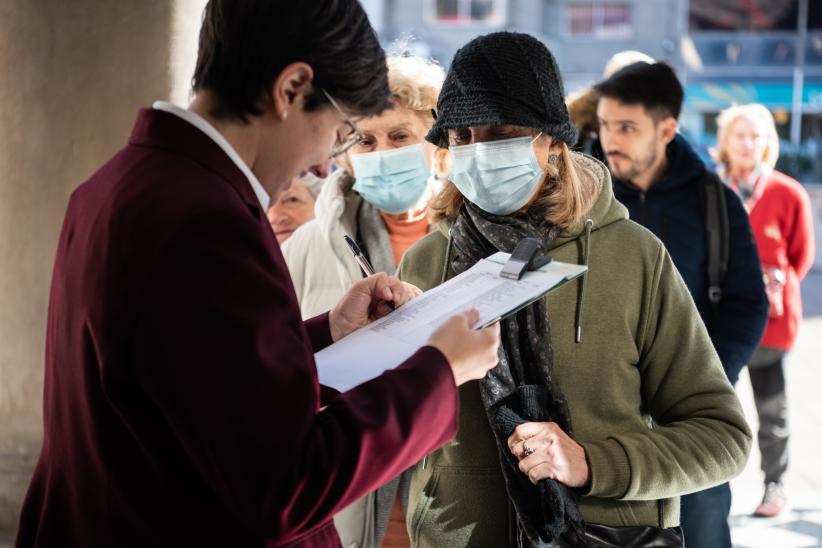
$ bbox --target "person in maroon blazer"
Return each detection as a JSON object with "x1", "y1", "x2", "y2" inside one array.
[{"x1": 15, "y1": 2, "x2": 500, "y2": 547}]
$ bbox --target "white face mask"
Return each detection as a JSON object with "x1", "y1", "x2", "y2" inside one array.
[
  {"x1": 448, "y1": 136, "x2": 545, "y2": 215},
  {"x1": 350, "y1": 144, "x2": 430, "y2": 214}
]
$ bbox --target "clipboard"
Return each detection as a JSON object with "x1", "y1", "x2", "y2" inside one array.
[
  {"x1": 313, "y1": 251, "x2": 587, "y2": 392},
  {"x1": 476, "y1": 252, "x2": 587, "y2": 328}
]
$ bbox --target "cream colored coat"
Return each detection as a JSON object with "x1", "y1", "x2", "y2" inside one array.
[
  {"x1": 285, "y1": 170, "x2": 419, "y2": 548},
  {"x1": 283, "y1": 170, "x2": 366, "y2": 320},
  {"x1": 284, "y1": 170, "x2": 436, "y2": 547},
  {"x1": 282, "y1": 170, "x2": 377, "y2": 547}
]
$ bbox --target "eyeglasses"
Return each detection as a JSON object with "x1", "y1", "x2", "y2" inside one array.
[{"x1": 320, "y1": 88, "x2": 364, "y2": 158}]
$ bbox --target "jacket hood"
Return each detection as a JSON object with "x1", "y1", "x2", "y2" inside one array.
[
  {"x1": 655, "y1": 134, "x2": 706, "y2": 191},
  {"x1": 311, "y1": 169, "x2": 363, "y2": 270},
  {"x1": 314, "y1": 169, "x2": 360, "y2": 245},
  {"x1": 550, "y1": 152, "x2": 627, "y2": 250}
]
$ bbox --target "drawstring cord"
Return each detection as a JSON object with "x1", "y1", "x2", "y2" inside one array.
[{"x1": 575, "y1": 219, "x2": 593, "y2": 343}]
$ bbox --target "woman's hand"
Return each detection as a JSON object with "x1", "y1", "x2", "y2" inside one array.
[
  {"x1": 329, "y1": 273, "x2": 422, "y2": 341},
  {"x1": 427, "y1": 310, "x2": 501, "y2": 386},
  {"x1": 507, "y1": 421, "x2": 590, "y2": 488}
]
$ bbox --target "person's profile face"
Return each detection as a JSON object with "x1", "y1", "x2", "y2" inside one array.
[
  {"x1": 255, "y1": 87, "x2": 358, "y2": 200},
  {"x1": 726, "y1": 116, "x2": 766, "y2": 173},
  {"x1": 266, "y1": 179, "x2": 316, "y2": 243},
  {"x1": 596, "y1": 97, "x2": 666, "y2": 182}
]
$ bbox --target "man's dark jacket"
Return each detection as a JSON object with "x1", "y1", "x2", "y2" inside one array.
[
  {"x1": 15, "y1": 108, "x2": 459, "y2": 548},
  {"x1": 610, "y1": 134, "x2": 768, "y2": 385}
]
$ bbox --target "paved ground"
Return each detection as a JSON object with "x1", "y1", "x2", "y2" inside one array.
[
  {"x1": 730, "y1": 314, "x2": 822, "y2": 548},
  {"x1": 729, "y1": 185, "x2": 822, "y2": 548}
]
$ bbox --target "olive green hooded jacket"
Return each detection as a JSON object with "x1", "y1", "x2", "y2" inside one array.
[{"x1": 396, "y1": 153, "x2": 751, "y2": 547}]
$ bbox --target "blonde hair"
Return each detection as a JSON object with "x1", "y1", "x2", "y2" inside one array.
[
  {"x1": 386, "y1": 55, "x2": 445, "y2": 118},
  {"x1": 715, "y1": 104, "x2": 780, "y2": 168},
  {"x1": 294, "y1": 172, "x2": 324, "y2": 199},
  {"x1": 429, "y1": 140, "x2": 599, "y2": 231},
  {"x1": 565, "y1": 87, "x2": 599, "y2": 137}
]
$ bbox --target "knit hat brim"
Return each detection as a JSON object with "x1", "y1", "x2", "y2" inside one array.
[{"x1": 426, "y1": 92, "x2": 578, "y2": 147}]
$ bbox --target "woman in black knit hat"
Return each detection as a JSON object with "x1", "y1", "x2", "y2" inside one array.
[{"x1": 395, "y1": 32, "x2": 751, "y2": 547}]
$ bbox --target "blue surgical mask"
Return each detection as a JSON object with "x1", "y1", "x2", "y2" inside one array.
[
  {"x1": 350, "y1": 144, "x2": 430, "y2": 215},
  {"x1": 449, "y1": 136, "x2": 545, "y2": 215}
]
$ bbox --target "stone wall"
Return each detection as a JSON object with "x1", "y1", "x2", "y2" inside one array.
[{"x1": 0, "y1": 1, "x2": 175, "y2": 540}]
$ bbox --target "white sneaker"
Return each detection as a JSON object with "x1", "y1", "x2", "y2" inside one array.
[{"x1": 753, "y1": 482, "x2": 787, "y2": 518}]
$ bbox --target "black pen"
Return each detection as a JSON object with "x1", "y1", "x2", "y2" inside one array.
[{"x1": 343, "y1": 235, "x2": 396, "y2": 310}]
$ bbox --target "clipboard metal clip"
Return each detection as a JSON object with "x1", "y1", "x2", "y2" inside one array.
[{"x1": 499, "y1": 237, "x2": 552, "y2": 281}]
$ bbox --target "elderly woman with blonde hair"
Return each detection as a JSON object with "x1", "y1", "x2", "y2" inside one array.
[
  {"x1": 282, "y1": 53, "x2": 448, "y2": 548},
  {"x1": 715, "y1": 103, "x2": 816, "y2": 518}
]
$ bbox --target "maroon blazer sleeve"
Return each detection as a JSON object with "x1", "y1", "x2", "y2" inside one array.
[
  {"x1": 133, "y1": 208, "x2": 458, "y2": 541},
  {"x1": 303, "y1": 312, "x2": 333, "y2": 353}
]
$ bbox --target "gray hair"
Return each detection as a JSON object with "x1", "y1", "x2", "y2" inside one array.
[
  {"x1": 294, "y1": 173, "x2": 325, "y2": 199},
  {"x1": 603, "y1": 50, "x2": 655, "y2": 78}
]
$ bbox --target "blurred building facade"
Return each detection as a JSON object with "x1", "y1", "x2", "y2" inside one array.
[
  {"x1": 363, "y1": 0, "x2": 822, "y2": 181},
  {"x1": 682, "y1": 0, "x2": 821, "y2": 181}
]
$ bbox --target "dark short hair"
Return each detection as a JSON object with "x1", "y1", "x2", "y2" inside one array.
[
  {"x1": 593, "y1": 62, "x2": 684, "y2": 121},
  {"x1": 192, "y1": 0, "x2": 391, "y2": 122}
]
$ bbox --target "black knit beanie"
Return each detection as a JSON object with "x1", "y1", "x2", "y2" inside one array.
[{"x1": 427, "y1": 32, "x2": 578, "y2": 147}]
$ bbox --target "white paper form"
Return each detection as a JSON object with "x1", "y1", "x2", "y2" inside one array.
[{"x1": 314, "y1": 252, "x2": 587, "y2": 392}]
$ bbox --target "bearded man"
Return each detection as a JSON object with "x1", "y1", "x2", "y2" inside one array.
[{"x1": 595, "y1": 62, "x2": 768, "y2": 548}]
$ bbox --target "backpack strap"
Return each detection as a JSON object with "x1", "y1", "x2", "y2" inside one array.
[{"x1": 697, "y1": 172, "x2": 730, "y2": 321}]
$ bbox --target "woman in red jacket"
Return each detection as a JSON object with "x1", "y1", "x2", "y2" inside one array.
[{"x1": 715, "y1": 103, "x2": 816, "y2": 517}]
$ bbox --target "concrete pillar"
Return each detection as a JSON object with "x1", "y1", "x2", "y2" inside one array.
[
  {"x1": 0, "y1": 1, "x2": 175, "y2": 540},
  {"x1": 170, "y1": 0, "x2": 210, "y2": 106}
]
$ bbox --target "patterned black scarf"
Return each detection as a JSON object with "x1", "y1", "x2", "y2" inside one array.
[{"x1": 450, "y1": 201, "x2": 587, "y2": 547}]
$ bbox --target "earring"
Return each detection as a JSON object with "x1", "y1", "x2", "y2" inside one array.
[{"x1": 548, "y1": 153, "x2": 558, "y2": 166}]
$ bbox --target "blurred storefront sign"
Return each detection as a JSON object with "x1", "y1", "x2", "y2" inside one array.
[{"x1": 685, "y1": 81, "x2": 822, "y2": 109}]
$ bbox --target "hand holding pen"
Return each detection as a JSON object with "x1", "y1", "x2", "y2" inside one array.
[
  {"x1": 344, "y1": 235, "x2": 397, "y2": 310},
  {"x1": 327, "y1": 235, "x2": 423, "y2": 341},
  {"x1": 328, "y1": 270, "x2": 421, "y2": 341}
]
